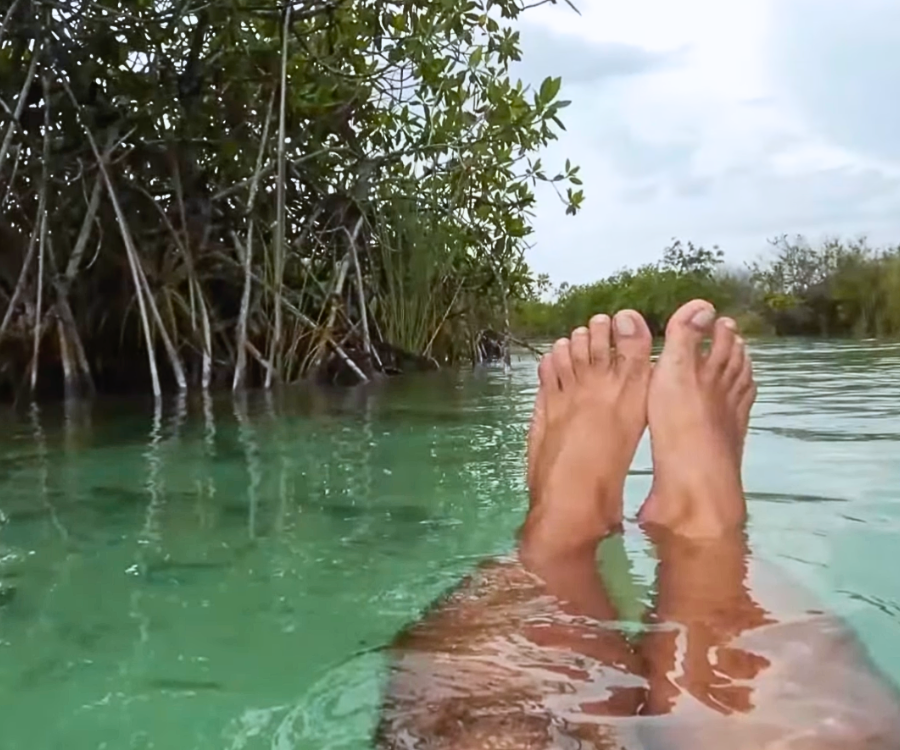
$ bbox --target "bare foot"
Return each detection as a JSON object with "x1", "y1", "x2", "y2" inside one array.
[
  {"x1": 633, "y1": 303, "x2": 900, "y2": 747},
  {"x1": 637, "y1": 300, "x2": 756, "y2": 538},
  {"x1": 522, "y1": 311, "x2": 652, "y2": 563},
  {"x1": 376, "y1": 313, "x2": 654, "y2": 749}
]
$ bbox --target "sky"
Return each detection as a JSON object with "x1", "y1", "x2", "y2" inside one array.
[{"x1": 511, "y1": 0, "x2": 900, "y2": 285}]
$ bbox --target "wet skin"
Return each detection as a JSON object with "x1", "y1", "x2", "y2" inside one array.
[{"x1": 376, "y1": 301, "x2": 900, "y2": 750}]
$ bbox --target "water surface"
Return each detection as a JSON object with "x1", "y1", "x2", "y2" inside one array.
[{"x1": 1, "y1": 340, "x2": 899, "y2": 749}]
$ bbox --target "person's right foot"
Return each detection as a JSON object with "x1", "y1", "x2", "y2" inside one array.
[{"x1": 637, "y1": 300, "x2": 757, "y2": 539}]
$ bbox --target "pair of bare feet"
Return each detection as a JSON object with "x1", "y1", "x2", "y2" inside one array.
[
  {"x1": 376, "y1": 299, "x2": 900, "y2": 749},
  {"x1": 522, "y1": 298, "x2": 755, "y2": 563}
]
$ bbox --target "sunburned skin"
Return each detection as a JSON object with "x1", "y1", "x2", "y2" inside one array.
[{"x1": 375, "y1": 300, "x2": 900, "y2": 750}]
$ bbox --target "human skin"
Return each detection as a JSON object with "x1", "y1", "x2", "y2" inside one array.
[{"x1": 375, "y1": 302, "x2": 900, "y2": 750}]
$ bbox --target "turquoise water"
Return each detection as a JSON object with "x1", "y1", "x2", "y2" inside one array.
[{"x1": 1, "y1": 340, "x2": 899, "y2": 749}]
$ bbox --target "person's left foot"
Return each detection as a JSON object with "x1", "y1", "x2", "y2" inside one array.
[
  {"x1": 522, "y1": 311, "x2": 652, "y2": 564},
  {"x1": 376, "y1": 313, "x2": 653, "y2": 749}
]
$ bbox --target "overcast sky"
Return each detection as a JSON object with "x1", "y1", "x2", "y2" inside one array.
[{"x1": 512, "y1": 0, "x2": 900, "y2": 284}]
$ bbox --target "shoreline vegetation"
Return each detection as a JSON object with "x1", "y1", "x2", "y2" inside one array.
[
  {"x1": 512, "y1": 236, "x2": 900, "y2": 342},
  {"x1": 0, "y1": 0, "x2": 583, "y2": 401},
  {"x1": 3, "y1": 4, "x2": 896, "y2": 406}
]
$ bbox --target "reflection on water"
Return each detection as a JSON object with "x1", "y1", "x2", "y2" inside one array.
[{"x1": 0, "y1": 340, "x2": 899, "y2": 748}]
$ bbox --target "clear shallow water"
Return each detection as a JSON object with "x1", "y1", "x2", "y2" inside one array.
[{"x1": 1, "y1": 340, "x2": 899, "y2": 749}]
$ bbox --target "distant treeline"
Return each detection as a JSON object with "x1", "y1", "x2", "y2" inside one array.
[{"x1": 513, "y1": 236, "x2": 900, "y2": 339}]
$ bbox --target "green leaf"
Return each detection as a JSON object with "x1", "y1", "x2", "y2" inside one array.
[
  {"x1": 538, "y1": 76, "x2": 553, "y2": 104},
  {"x1": 539, "y1": 76, "x2": 562, "y2": 104}
]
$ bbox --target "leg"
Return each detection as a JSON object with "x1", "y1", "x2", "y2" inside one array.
[
  {"x1": 376, "y1": 313, "x2": 654, "y2": 749},
  {"x1": 637, "y1": 301, "x2": 900, "y2": 749},
  {"x1": 640, "y1": 302, "x2": 764, "y2": 719}
]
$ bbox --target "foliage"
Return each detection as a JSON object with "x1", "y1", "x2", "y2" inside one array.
[
  {"x1": 513, "y1": 235, "x2": 900, "y2": 340},
  {"x1": 513, "y1": 240, "x2": 733, "y2": 337},
  {"x1": 0, "y1": 0, "x2": 582, "y2": 398},
  {"x1": 749, "y1": 235, "x2": 900, "y2": 337}
]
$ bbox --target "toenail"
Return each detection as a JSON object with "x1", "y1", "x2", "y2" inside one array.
[
  {"x1": 590, "y1": 314, "x2": 610, "y2": 326},
  {"x1": 573, "y1": 326, "x2": 589, "y2": 336},
  {"x1": 614, "y1": 312, "x2": 636, "y2": 336},
  {"x1": 723, "y1": 318, "x2": 737, "y2": 331},
  {"x1": 736, "y1": 336, "x2": 745, "y2": 346},
  {"x1": 690, "y1": 308, "x2": 715, "y2": 330}
]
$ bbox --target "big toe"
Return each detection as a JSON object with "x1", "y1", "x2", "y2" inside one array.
[
  {"x1": 661, "y1": 299, "x2": 716, "y2": 365},
  {"x1": 613, "y1": 310, "x2": 652, "y2": 376}
]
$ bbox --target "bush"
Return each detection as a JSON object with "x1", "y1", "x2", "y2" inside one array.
[
  {"x1": 513, "y1": 235, "x2": 900, "y2": 341},
  {"x1": 0, "y1": 0, "x2": 583, "y2": 398}
]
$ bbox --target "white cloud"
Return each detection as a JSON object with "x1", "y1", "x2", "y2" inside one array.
[
  {"x1": 766, "y1": 0, "x2": 900, "y2": 163},
  {"x1": 516, "y1": 0, "x2": 900, "y2": 284}
]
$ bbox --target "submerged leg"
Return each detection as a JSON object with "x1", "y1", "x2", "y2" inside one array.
[
  {"x1": 637, "y1": 300, "x2": 900, "y2": 749},
  {"x1": 639, "y1": 302, "x2": 761, "y2": 719},
  {"x1": 376, "y1": 313, "x2": 654, "y2": 749}
]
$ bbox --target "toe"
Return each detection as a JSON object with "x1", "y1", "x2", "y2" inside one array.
[
  {"x1": 551, "y1": 337, "x2": 576, "y2": 388},
  {"x1": 538, "y1": 353, "x2": 560, "y2": 391},
  {"x1": 739, "y1": 382, "x2": 758, "y2": 417},
  {"x1": 589, "y1": 314, "x2": 612, "y2": 366},
  {"x1": 570, "y1": 326, "x2": 591, "y2": 380},
  {"x1": 737, "y1": 380, "x2": 758, "y2": 435},
  {"x1": 707, "y1": 317, "x2": 737, "y2": 375},
  {"x1": 613, "y1": 309, "x2": 652, "y2": 375},
  {"x1": 722, "y1": 337, "x2": 746, "y2": 387},
  {"x1": 731, "y1": 346, "x2": 755, "y2": 401},
  {"x1": 662, "y1": 299, "x2": 716, "y2": 364}
]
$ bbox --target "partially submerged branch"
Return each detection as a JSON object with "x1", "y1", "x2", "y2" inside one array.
[
  {"x1": 267, "y1": 3, "x2": 293, "y2": 388},
  {"x1": 234, "y1": 88, "x2": 276, "y2": 392},
  {"x1": 59, "y1": 77, "x2": 164, "y2": 398},
  {"x1": 30, "y1": 70, "x2": 51, "y2": 392}
]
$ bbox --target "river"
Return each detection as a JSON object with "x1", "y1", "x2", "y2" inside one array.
[{"x1": 0, "y1": 339, "x2": 899, "y2": 749}]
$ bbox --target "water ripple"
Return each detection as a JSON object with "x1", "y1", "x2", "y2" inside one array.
[{"x1": 0, "y1": 341, "x2": 899, "y2": 747}]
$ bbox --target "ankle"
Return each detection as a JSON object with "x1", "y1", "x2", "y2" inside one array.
[
  {"x1": 642, "y1": 477, "x2": 745, "y2": 540},
  {"x1": 517, "y1": 535, "x2": 598, "y2": 575},
  {"x1": 662, "y1": 510, "x2": 746, "y2": 540},
  {"x1": 518, "y1": 506, "x2": 615, "y2": 565}
]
